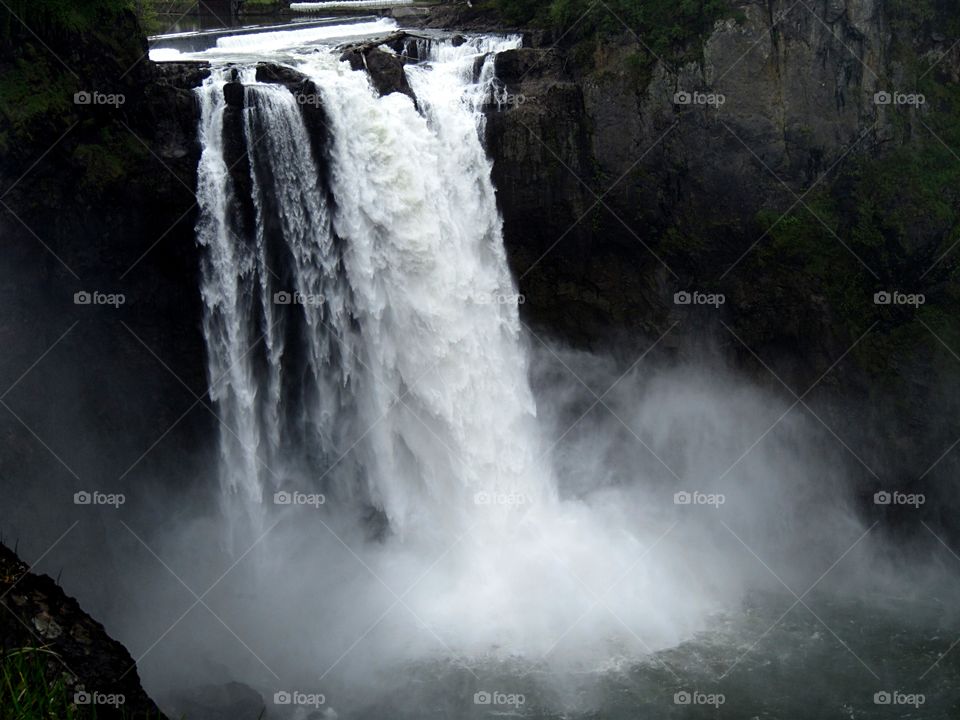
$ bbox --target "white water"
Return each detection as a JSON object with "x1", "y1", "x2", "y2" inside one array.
[
  {"x1": 195, "y1": 35, "x2": 551, "y2": 530},
  {"x1": 290, "y1": 36, "x2": 552, "y2": 537},
  {"x1": 190, "y1": 32, "x2": 745, "y2": 681},
  {"x1": 149, "y1": 18, "x2": 398, "y2": 62},
  {"x1": 291, "y1": 0, "x2": 412, "y2": 11},
  {"x1": 196, "y1": 67, "x2": 265, "y2": 515}
]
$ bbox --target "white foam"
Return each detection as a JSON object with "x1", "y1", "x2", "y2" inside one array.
[
  {"x1": 214, "y1": 18, "x2": 397, "y2": 51},
  {"x1": 148, "y1": 18, "x2": 398, "y2": 61},
  {"x1": 291, "y1": 0, "x2": 412, "y2": 10}
]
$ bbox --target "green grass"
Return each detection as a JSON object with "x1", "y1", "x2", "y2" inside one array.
[
  {"x1": 1, "y1": 647, "x2": 86, "y2": 720},
  {"x1": 1, "y1": 647, "x2": 269, "y2": 720}
]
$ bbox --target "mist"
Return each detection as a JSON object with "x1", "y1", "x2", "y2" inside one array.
[{"x1": 88, "y1": 339, "x2": 931, "y2": 713}]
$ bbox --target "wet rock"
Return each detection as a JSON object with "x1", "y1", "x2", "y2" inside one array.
[
  {"x1": 340, "y1": 47, "x2": 416, "y2": 101},
  {"x1": 256, "y1": 62, "x2": 310, "y2": 89},
  {"x1": 223, "y1": 80, "x2": 245, "y2": 108},
  {"x1": 33, "y1": 611, "x2": 62, "y2": 639},
  {"x1": 494, "y1": 47, "x2": 563, "y2": 84}
]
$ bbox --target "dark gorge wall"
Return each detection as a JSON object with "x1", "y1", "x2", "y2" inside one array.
[
  {"x1": 483, "y1": 0, "x2": 960, "y2": 540},
  {"x1": 0, "y1": 4, "x2": 214, "y2": 624}
]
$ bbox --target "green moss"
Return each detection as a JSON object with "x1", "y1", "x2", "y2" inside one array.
[
  {"x1": 549, "y1": 0, "x2": 729, "y2": 64},
  {"x1": 0, "y1": 55, "x2": 74, "y2": 153},
  {"x1": 1, "y1": 0, "x2": 134, "y2": 40},
  {"x1": 73, "y1": 126, "x2": 147, "y2": 196},
  {"x1": 750, "y1": 125, "x2": 960, "y2": 378},
  {"x1": 491, "y1": 0, "x2": 730, "y2": 64}
]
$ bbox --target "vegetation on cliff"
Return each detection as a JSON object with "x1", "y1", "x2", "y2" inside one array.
[
  {"x1": 494, "y1": 0, "x2": 728, "y2": 62},
  {"x1": 0, "y1": 0, "x2": 146, "y2": 181}
]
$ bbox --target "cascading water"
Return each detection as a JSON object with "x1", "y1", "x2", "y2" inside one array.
[
  {"x1": 196, "y1": 35, "x2": 554, "y2": 539},
  {"x1": 196, "y1": 67, "x2": 268, "y2": 514},
  {"x1": 67, "y1": 21, "x2": 951, "y2": 720},
  {"x1": 294, "y1": 37, "x2": 555, "y2": 537},
  {"x1": 190, "y1": 29, "x2": 724, "y2": 681}
]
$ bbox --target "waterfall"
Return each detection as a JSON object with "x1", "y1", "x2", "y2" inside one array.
[
  {"x1": 194, "y1": 35, "x2": 548, "y2": 541},
  {"x1": 183, "y1": 31, "x2": 731, "y2": 671},
  {"x1": 196, "y1": 67, "x2": 268, "y2": 516}
]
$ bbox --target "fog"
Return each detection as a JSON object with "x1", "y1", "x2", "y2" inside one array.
[{"x1": 97, "y1": 342, "x2": 884, "y2": 707}]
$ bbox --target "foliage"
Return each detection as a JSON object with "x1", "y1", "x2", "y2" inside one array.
[
  {"x1": 886, "y1": 0, "x2": 960, "y2": 38},
  {"x1": 1, "y1": 0, "x2": 135, "y2": 40},
  {"x1": 73, "y1": 126, "x2": 148, "y2": 195},
  {"x1": 0, "y1": 54, "x2": 74, "y2": 153},
  {"x1": 751, "y1": 97, "x2": 960, "y2": 376},
  {"x1": 494, "y1": 0, "x2": 730, "y2": 62},
  {"x1": 1, "y1": 647, "x2": 83, "y2": 720}
]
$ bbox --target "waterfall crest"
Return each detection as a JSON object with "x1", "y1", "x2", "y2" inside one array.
[{"x1": 195, "y1": 35, "x2": 548, "y2": 539}]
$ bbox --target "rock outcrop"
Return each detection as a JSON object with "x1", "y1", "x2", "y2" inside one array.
[
  {"x1": 0, "y1": 542, "x2": 166, "y2": 718},
  {"x1": 340, "y1": 35, "x2": 417, "y2": 100},
  {"x1": 0, "y1": 6, "x2": 215, "y2": 520},
  {"x1": 481, "y1": 0, "x2": 960, "y2": 536}
]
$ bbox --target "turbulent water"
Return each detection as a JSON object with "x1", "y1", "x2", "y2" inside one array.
[
  {"x1": 166, "y1": 22, "x2": 960, "y2": 720},
  {"x1": 195, "y1": 35, "x2": 554, "y2": 540}
]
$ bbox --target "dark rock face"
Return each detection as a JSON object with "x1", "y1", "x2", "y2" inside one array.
[
  {"x1": 0, "y1": 68, "x2": 211, "y2": 486},
  {"x1": 222, "y1": 80, "x2": 245, "y2": 108},
  {"x1": 0, "y1": 543, "x2": 167, "y2": 719},
  {"x1": 0, "y1": 6, "x2": 217, "y2": 638},
  {"x1": 482, "y1": 1, "x2": 960, "y2": 538},
  {"x1": 340, "y1": 44, "x2": 416, "y2": 101}
]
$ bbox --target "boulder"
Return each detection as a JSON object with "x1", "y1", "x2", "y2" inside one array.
[{"x1": 340, "y1": 47, "x2": 416, "y2": 101}]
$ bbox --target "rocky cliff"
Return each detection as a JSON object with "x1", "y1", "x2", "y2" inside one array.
[
  {"x1": 0, "y1": 541, "x2": 166, "y2": 718},
  {"x1": 0, "y1": 5, "x2": 214, "y2": 559},
  {"x1": 479, "y1": 0, "x2": 960, "y2": 535}
]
